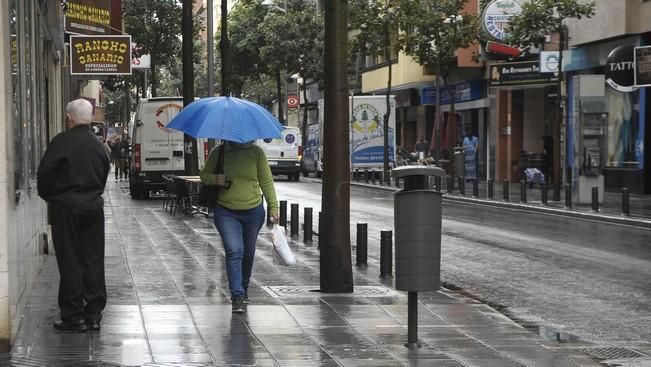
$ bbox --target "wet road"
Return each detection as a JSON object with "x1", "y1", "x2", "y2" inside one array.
[{"x1": 274, "y1": 178, "x2": 651, "y2": 345}]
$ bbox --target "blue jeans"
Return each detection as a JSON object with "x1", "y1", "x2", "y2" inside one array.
[{"x1": 213, "y1": 204, "x2": 265, "y2": 298}]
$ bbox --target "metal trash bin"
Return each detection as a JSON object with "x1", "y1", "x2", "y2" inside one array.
[
  {"x1": 453, "y1": 147, "x2": 465, "y2": 178},
  {"x1": 391, "y1": 165, "x2": 445, "y2": 347},
  {"x1": 391, "y1": 166, "x2": 445, "y2": 291}
]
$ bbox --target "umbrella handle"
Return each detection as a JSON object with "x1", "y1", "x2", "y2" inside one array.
[{"x1": 223, "y1": 180, "x2": 232, "y2": 189}]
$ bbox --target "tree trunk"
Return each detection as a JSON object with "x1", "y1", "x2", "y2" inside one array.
[
  {"x1": 553, "y1": 25, "x2": 565, "y2": 201},
  {"x1": 220, "y1": 0, "x2": 231, "y2": 96},
  {"x1": 302, "y1": 78, "x2": 309, "y2": 150},
  {"x1": 383, "y1": 19, "x2": 392, "y2": 184},
  {"x1": 150, "y1": 62, "x2": 157, "y2": 97},
  {"x1": 182, "y1": 0, "x2": 198, "y2": 175},
  {"x1": 321, "y1": 0, "x2": 352, "y2": 293},
  {"x1": 276, "y1": 69, "x2": 284, "y2": 124}
]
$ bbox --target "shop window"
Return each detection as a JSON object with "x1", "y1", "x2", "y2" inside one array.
[{"x1": 605, "y1": 88, "x2": 641, "y2": 168}]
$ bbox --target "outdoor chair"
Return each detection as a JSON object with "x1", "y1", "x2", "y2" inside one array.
[{"x1": 163, "y1": 175, "x2": 177, "y2": 214}]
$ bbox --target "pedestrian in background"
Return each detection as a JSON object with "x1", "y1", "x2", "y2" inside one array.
[
  {"x1": 118, "y1": 137, "x2": 130, "y2": 180},
  {"x1": 110, "y1": 138, "x2": 121, "y2": 180},
  {"x1": 200, "y1": 141, "x2": 279, "y2": 313},
  {"x1": 37, "y1": 98, "x2": 110, "y2": 332},
  {"x1": 415, "y1": 137, "x2": 429, "y2": 160}
]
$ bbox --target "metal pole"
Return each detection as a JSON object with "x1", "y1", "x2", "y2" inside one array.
[
  {"x1": 488, "y1": 179, "x2": 494, "y2": 200},
  {"x1": 565, "y1": 183, "x2": 572, "y2": 209},
  {"x1": 406, "y1": 292, "x2": 418, "y2": 348},
  {"x1": 591, "y1": 186, "x2": 599, "y2": 212},
  {"x1": 503, "y1": 179, "x2": 509, "y2": 202},
  {"x1": 622, "y1": 187, "x2": 630, "y2": 216},
  {"x1": 279, "y1": 200, "x2": 287, "y2": 228},
  {"x1": 458, "y1": 177, "x2": 465, "y2": 196},
  {"x1": 520, "y1": 180, "x2": 527, "y2": 203},
  {"x1": 447, "y1": 175, "x2": 454, "y2": 193},
  {"x1": 291, "y1": 203, "x2": 299, "y2": 235},
  {"x1": 472, "y1": 179, "x2": 479, "y2": 198},
  {"x1": 541, "y1": 182, "x2": 548, "y2": 205},
  {"x1": 356, "y1": 223, "x2": 368, "y2": 266},
  {"x1": 304, "y1": 207, "x2": 313, "y2": 242},
  {"x1": 380, "y1": 230, "x2": 392, "y2": 278}
]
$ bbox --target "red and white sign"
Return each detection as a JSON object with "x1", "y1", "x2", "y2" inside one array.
[
  {"x1": 287, "y1": 95, "x2": 299, "y2": 109},
  {"x1": 131, "y1": 43, "x2": 150, "y2": 69}
]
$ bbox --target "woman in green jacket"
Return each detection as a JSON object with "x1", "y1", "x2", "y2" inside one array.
[{"x1": 200, "y1": 141, "x2": 279, "y2": 313}]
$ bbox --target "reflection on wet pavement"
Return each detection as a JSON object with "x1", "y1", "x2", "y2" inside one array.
[{"x1": 5, "y1": 181, "x2": 605, "y2": 366}]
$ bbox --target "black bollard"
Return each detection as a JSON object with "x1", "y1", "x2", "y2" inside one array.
[
  {"x1": 371, "y1": 171, "x2": 377, "y2": 185},
  {"x1": 364, "y1": 169, "x2": 369, "y2": 183},
  {"x1": 380, "y1": 230, "x2": 393, "y2": 278},
  {"x1": 541, "y1": 182, "x2": 548, "y2": 205},
  {"x1": 447, "y1": 175, "x2": 454, "y2": 194},
  {"x1": 591, "y1": 186, "x2": 599, "y2": 212},
  {"x1": 435, "y1": 176, "x2": 442, "y2": 192},
  {"x1": 304, "y1": 207, "x2": 313, "y2": 242},
  {"x1": 488, "y1": 179, "x2": 494, "y2": 200},
  {"x1": 503, "y1": 180, "x2": 510, "y2": 202},
  {"x1": 458, "y1": 177, "x2": 465, "y2": 196},
  {"x1": 290, "y1": 203, "x2": 299, "y2": 236},
  {"x1": 356, "y1": 223, "x2": 368, "y2": 266},
  {"x1": 355, "y1": 169, "x2": 359, "y2": 182},
  {"x1": 384, "y1": 172, "x2": 391, "y2": 186},
  {"x1": 279, "y1": 200, "x2": 287, "y2": 228},
  {"x1": 520, "y1": 180, "x2": 527, "y2": 203},
  {"x1": 472, "y1": 179, "x2": 479, "y2": 198},
  {"x1": 565, "y1": 183, "x2": 572, "y2": 209},
  {"x1": 622, "y1": 187, "x2": 630, "y2": 216}
]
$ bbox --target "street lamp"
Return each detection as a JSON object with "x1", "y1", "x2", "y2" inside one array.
[{"x1": 262, "y1": 0, "x2": 286, "y2": 12}]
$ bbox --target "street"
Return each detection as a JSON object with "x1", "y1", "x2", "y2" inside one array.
[{"x1": 275, "y1": 178, "x2": 651, "y2": 346}]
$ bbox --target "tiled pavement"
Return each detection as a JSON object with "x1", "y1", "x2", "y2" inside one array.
[{"x1": 6, "y1": 180, "x2": 604, "y2": 366}]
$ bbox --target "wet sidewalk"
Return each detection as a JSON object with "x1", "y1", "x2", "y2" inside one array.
[{"x1": 6, "y1": 180, "x2": 602, "y2": 366}]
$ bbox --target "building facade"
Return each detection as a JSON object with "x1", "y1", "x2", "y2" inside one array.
[
  {"x1": 1, "y1": 0, "x2": 66, "y2": 349},
  {"x1": 563, "y1": 0, "x2": 651, "y2": 194}
]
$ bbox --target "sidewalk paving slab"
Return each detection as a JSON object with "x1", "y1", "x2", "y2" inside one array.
[{"x1": 2, "y1": 181, "x2": 609, "y2": 366}]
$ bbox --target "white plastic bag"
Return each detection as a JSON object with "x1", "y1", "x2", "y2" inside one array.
[{"x1": 271, "y1": 224, "x2": 296, "y2": 266}]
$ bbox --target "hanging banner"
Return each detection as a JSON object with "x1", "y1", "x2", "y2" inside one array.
[
  {"x1": 70, "y1": 35, "x2": 132, "y2": 75},
  {"x1": 64, "y1": 0, "x2": 112, "y2": 35},
  {"x1": 605, "y1": 45, "x2": 637, "y2": 92}
]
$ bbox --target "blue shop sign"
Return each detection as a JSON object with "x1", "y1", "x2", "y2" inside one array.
[{"x1": 421, "y1": 81, "x2": 483, "y2": 105}]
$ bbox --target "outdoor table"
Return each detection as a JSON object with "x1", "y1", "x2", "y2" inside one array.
[{"x1": 171, "y1": 175, "x2": 210, "y2": 217}]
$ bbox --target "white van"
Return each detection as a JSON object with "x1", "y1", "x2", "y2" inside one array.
[
  {"x1": 129, "y1": 97, "x2": 208, "y2": 199},
  {"x1": 256, "y1": 126, "x2": 302, "y2": 181}
]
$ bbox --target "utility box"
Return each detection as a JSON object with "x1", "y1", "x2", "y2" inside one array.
[
  {"x1": 453, "y1": 147, "x2": 465, "y2": 178},
  {"x1": 391, "y1": 166, "x2": 445, "y2": 292}
]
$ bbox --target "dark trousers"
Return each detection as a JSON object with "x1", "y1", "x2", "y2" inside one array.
[{"x1": 51, "y1": 207, "x2": 106, "y2": 323}]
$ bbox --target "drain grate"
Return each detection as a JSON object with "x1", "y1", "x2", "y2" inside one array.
[
  {"x1": 264, "y1": 285, "x2": 400, "y2": 298},
  {"x1": 578, "y1": 347, "x2": 647, "y2": 361}
]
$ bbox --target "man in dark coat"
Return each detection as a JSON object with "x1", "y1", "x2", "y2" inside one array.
[{"x1": 37, "y1": 98, "x2": 110, "y2": 332}]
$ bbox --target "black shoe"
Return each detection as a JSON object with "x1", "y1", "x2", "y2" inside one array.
[
  {"x1": 232, "y1": 297, "x2": 246, "y2": 313},
  {"x1": 242, "y1": 296, "x2": 250, "y2": 305},
  {"x1": 53, "y1": 319, "x2": 87, "y2": 333}
]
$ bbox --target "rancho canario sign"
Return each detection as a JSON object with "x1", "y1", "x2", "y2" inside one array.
[{"x1": 70, "y1": 35, "x2": 132, "y2": 75}]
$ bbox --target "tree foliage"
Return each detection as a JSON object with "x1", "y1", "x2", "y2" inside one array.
[
  {"x1": 122, "y1": 0, "x2": 185, "y2": 96},
  {"x1": 506, "y1": 0, "x2": 596, "y2": 51},
  {"x1": 398, "y1": 0, "x2": 479, "y2": 81}
]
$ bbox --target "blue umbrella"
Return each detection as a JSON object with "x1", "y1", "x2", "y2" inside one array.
[{"x1": 166, "y1": 96, "x2": 284, "y2": 143}]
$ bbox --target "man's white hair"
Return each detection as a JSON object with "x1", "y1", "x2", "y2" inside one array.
[{"x1": 66, "y1": 99, "x2": 93, "y2": 125}]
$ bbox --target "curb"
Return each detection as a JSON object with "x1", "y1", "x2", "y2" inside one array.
[{"x1": 346, "y1": 180, "x2": 651, "y2": 230}]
